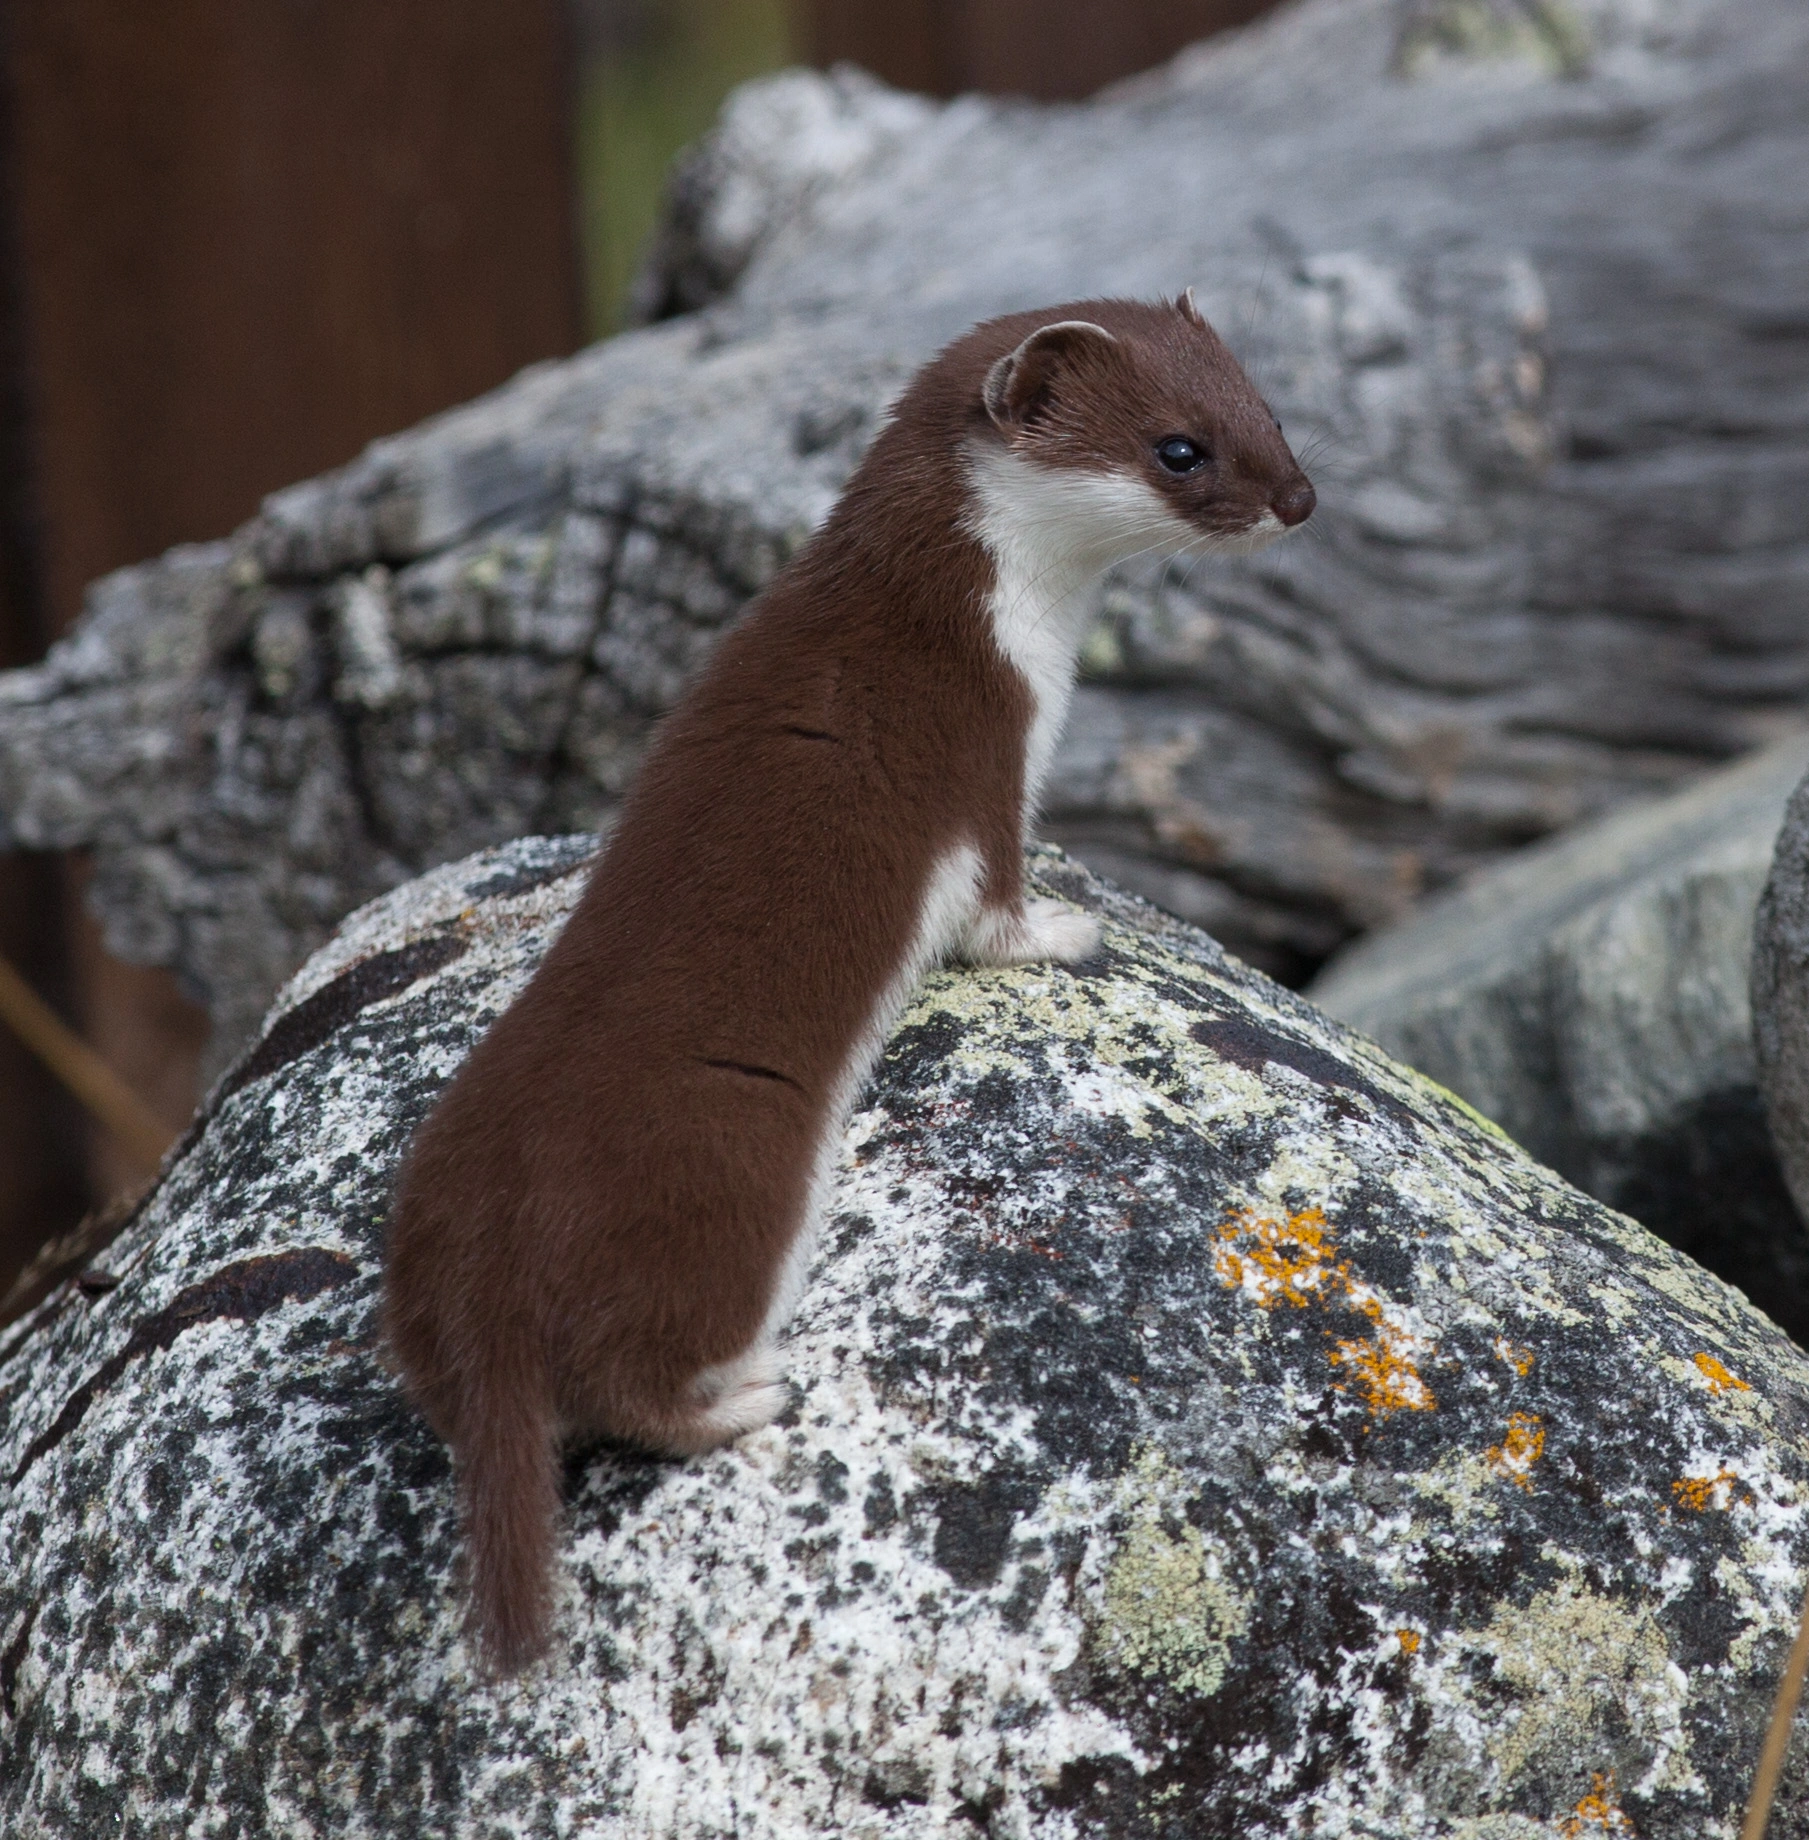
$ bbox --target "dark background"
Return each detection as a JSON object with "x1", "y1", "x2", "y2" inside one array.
[{"x1": 0, "y1": 0, "x2": 1279, "y2": 1291}]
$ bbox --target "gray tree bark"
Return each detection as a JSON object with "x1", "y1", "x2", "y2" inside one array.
[
  {"x1": 1754, "y1": 765, "x2": 1809, "y2": 1240},
  {"x1": 1, "y1": 0, "x2": 1805, "y2": 1065}
]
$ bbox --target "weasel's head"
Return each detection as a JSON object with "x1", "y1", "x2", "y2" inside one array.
[{"x1": 969, "y1": 293, "x2": 1315, "y2": 569}]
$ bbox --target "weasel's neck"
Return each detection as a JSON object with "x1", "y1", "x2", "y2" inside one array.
[
  {"x1": 964, "y1": 444, "x2": 1151, "y2": 658},
  {"x1": 963, "y1": 443, "x2": 1170, "y2": 818}
]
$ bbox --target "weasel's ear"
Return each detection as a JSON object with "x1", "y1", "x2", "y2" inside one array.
[
  {"x1": 1177, "y1": 287, "x2": 1205, "y2": 327},
  {"x1": 982, "y1": 319, "x2": 1117, "y2": 434}
]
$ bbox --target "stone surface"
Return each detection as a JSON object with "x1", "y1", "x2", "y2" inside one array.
[
  {"x1": 2, "y1": 0, "x2": 1808, "y2": 1069},
  {"x1": 1754, "y1": 766, "x2": 1809, "y2": 1270},
  {"x1": 1312, "y1": 736, "x2": 1809, "y2": 1343},
  {"x1": 2, "y1": 839, "x2": 1808, "y2": 1836}
]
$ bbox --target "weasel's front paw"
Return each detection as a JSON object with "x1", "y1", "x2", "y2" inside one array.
[
  {"x1": 961, "y1": 898, "x2": 1102, "y2": 967},
  {"x1": 1021, "y1": 898, "x2": 1103, "y2": 963}
]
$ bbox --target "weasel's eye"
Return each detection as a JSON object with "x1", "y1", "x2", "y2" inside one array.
[{"x1": 1156, "y1": 436, "x2": 1208, "y2": 474}]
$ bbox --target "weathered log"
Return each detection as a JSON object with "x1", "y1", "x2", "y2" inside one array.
[
  {"x1": 1753, "y1": 765, "x2": 1809, "y2": 1248},
  {"x1": 1, "y1": 0, "x2": 1806, "y2": 1067}
]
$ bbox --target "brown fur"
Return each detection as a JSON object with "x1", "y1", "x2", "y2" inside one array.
[{"x1": 383, "y1": 296, "x2": 1313, "y2": 1672}]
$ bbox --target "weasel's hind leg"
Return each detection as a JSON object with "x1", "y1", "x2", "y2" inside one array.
[
  {"x1": 963, "y1": 897, "x2": 1101, "y2": 967},
  {"x1": 642, "y1": 1342, "x2": 789, "y2": 1458}
]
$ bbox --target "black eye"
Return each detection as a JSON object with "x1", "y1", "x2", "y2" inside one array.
[{"x1": 1156, "y1": 436, "x2": 1207, "y2": 474}]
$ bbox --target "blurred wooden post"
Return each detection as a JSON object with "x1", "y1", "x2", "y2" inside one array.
[
  {"x1": 801, "y1": 0, "x2": 1283, "y2": 99},
  {"x1": 0, "y1": 0, "x2": 585, "y2": 1280},
  {"x1": 0, "y1": 2, "x2": 88, "y2": 1280}
]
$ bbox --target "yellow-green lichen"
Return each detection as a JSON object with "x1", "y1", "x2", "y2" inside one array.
[
  {"x1": 1397, "y1": 1066, "x2": 1523, "y2": 1148},
  {"x1": 1469, "y1": 1575, "x2": 1693, "y2": 1795},
  {"x1": 1397, "y1": 0, "x2": 1592, "y2": 80},
  {"x1": 1096, "y1": 1446, "x2": 1247, "y2": 1699},
  {"x1": 907, "y1": 939, "x2": 1276, "y2": 1142},
  {"x1": 1645, "y1": 1258, "x2": 1748, "y2": 1328},
  {"x1": 1411, "y1": 1450, "x2": 1507, "y2": 1530}
]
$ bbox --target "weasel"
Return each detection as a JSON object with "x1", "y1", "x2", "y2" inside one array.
[{"x1": 383, "y1": 293, "x2": 1315, "y2": 1672}]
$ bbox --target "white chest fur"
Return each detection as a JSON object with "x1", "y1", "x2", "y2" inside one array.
[{"x1": 964, "y1": 444, "x2": 1199, "y2": 825}]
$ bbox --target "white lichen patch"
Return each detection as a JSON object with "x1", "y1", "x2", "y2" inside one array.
[{"x1": 534, "y1": 1316, "x2": 1144, "y2": 1838}]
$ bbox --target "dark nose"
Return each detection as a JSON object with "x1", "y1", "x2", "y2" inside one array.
[{"x1": 1273, "y1": 479, "x2": 1316, "y2": 528}]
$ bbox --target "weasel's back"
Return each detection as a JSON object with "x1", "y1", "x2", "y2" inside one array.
[{"x1": 383, "y1": 514, "x2": 1025, "y2": 1665}]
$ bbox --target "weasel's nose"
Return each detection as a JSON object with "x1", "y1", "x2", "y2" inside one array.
[{"x1": 1273, "y1": 480, "x2": 1316, "y2": 528}]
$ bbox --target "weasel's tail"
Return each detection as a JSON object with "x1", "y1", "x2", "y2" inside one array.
[{"x1": 458, "y1": 1343, "x2": 559, "y2": 1675}]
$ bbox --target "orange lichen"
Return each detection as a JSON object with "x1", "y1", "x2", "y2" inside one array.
[
  {"x1": 1559, "y1": 1772, "x2": 1635, "y2": 1836},
  {"x1": 1493, "y1": 1336, "x2": 1535, "y2": 1376},
  {"x1": 1692, "y1": 1352, "x2": 1750, "y2": 1395},
  {"x1": 1213, "y1": 1207, "x2": 1435, "y2": 1418},
  {"x1": 1671, "y1": 1467, "x2": 1749, "y2": 1512},
  {"x1": 1331, "y1": 1297, "x2": 1436, "y2": 1416},
  {"x1": 1486, "y1": 1412, "x2": 1546, "y2": 1491},
  {"x1": 1211, "y1": 1207, "x2": 1342, "y2": 1309},
  {"x1": 1396, "y1": 1629, "x2": 1420, "y2": 1656}
]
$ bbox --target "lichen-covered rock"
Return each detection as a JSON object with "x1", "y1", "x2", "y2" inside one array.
[
  {"x1": 3, "y1": 0, "x2": 1807, "y2": 1069},
  {"x1": 1313, "y1": 736, "x2": 1809, "y2": 1342},
  {"x1": 2, "y1": 839, "x2": 1807, "y2": 1836}
]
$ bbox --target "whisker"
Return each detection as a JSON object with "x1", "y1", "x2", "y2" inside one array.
[
  {"x1": 1001, "y1": 520, "x2": 1224, "y2": 649},
  {"x1": 999, "y1": 526, "x2": 1187, "y2": 643},
  {"x1": 1236, "y1": 249, "x2": 1277, "y2": 397}
]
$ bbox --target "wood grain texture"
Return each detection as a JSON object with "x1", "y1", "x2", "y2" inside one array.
[{"x1": 8, "y1": 0, "x2": 584, "y2": 629}]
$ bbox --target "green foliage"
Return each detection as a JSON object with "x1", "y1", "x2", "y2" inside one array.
[{"x1": 574, "y1": 0, "x2": 795, "y2": 337}]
